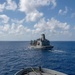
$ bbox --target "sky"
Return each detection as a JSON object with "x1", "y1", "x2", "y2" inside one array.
[{"x1": 0, "y1": 0, "x2": 75, "y2": 41}]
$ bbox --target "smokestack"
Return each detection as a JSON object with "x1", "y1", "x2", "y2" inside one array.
[{"x1": 41, "y1": 34, "x2": 45, "y2": 40}]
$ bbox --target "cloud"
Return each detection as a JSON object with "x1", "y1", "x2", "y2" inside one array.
[
  {"x1": 3, "y1": 24, "x2": 10, "y2": 32},
  {"x1": 0, "y1": 22, "x2": 31, "y2": 35},
  {"x1": 50, "y1": 0, "x2": 57, "y2": 9},
  {"x1": 11, "y1": 18, "x2": 25, "y2": 24},
  {"x1": 0, "y1": 17, "x2": 71, "y2": 40},
  {"x1": 0, "y1": 24, "x2": 10, "y2": 35},
  {"x1": 0, "y1": 23, "x2": 31, "y2": 40},
  {"x1": 25, "y1": 10, "x2": 43, "y2": 22},
  {"x1": 0, "y1": 17, "x2": 30, "y2": 35},
  {"x1": 33, "y1": 18, "x2": 70, "y2": 34},
  {"x1": 19, "y1": 0, "x2": 56, "y2": 13},
  {"x1": 19, "y1": 0, "x2": 57, "y2": 22},
  {"x1": 0, "y1": 0, "x2": 17, "y2": 12},
  {"x1": 0, "y1": 3, "x2": 6, "y2": 12},
  {"x1": 5, "y1": 0, "x2": 17, "y2": 11},
  {"x1": 58, "y1": 6, "x2": 68, "y2": 15},
  {"x1": 14, "y1": 25, "x2": 31, "y2": 34},
  {"x1": 0, "y1": 14, "x2": 9, "y2": 23}
]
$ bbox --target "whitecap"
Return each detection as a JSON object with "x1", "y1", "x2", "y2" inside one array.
[{"x1": 49, "y1": 49, "x2": 66, "y2": 53}]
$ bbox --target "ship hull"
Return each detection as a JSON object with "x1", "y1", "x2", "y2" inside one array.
[
  {"x1": 14, "y1": 67, "x2": 67, "y2": 75},
  {"x1": 30, "y1": 45, "x2": 53, "y2": 50}
]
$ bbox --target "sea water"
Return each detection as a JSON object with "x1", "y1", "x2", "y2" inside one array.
[{"x1": 0, "y1": 41, "x2": 75, "y2": 75}]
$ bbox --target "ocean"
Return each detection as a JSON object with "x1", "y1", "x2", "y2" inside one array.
[{"x1": 0, "y1": 41, "x2": 75, "y2": 75}]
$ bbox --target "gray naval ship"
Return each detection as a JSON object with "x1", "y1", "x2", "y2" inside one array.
[{"x1": 30, "y1": 34, "x2": 53, "y2": 50}]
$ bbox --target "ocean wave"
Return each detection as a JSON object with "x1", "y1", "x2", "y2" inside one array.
[{"x1": 50, "y1": 49, "x2": 66, "y2": 53}]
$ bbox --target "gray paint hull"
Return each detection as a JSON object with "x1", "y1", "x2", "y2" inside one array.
[
  {"x1": 14, "y1": 67, "x2": 67, "y2": 75},
  {"x1": 30, "y1": 45, "x2": 54, "y2": 50}
]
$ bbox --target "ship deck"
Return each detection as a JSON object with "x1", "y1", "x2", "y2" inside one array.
[
  {"x1": 15, "y1": 68, "x2": 67, "y2": 75},
  {"x1": 25, "y1": 72, "x2": 56, "y2": 75}
]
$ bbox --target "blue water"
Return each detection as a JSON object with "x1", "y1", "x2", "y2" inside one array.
[{"x1": 0, "y1": 41, "x2": 75, "y2": 75}]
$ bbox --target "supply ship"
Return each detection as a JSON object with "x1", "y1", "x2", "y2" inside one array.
[{"x1": 30, "y1": 34, "x2": 53, "y2": 50}]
